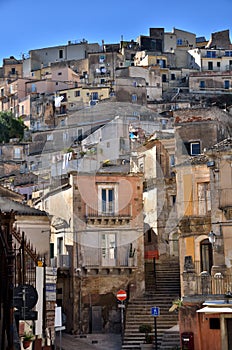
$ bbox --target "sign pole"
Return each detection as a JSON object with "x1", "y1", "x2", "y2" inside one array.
[
  {"x1": 121, "y1": 301, "x2": 124, "y2": 341},
  {"x1": 116, "y1": 289, "x2": 127, "y2": 342},
  {"x1": 154, "y1": 317, "x2": 157, "y2": 350},
  {"x1": 151, "y1": 306, "x2": 160, "y2": 350}
]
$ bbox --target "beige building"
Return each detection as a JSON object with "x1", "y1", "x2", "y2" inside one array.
[
  {"x1": 34, "y1": 169, "x2": 144, "y2": 334},
  {"x1": 189, "y1": 70, "x2": 232, "y2": 93},
  {"x1": 131, "y1": 130, "x2": 178, "y2": 261},
  {"x1": 173, "y1": 107, "x2": 232, "y2": 350},
  {"x1": 116, "y1": 65, "x2": 162, "y2": 101},
  {"x1": 57, "y1": 85, "x2": 111, "y2": 111},
  {"x1": 1, "y1": 56, "x2": 23, "y2": 80},
  {"x1": 188, "y1": 47, "x2": 232, "y2": 72}
]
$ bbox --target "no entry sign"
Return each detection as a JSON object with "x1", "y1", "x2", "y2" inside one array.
[{"x1": 116, "y1": 289, "x2": 127, "y2": 301}]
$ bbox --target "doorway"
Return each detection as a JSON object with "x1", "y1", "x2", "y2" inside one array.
[
  {"x1": 227, "y1": 319, "x2": 232, "y2": 349},
  {"x1": 90, "y1": 306, "x2": 103, "y2": 333},
  {"x1": 200, "y1": 239, "x2": 213, "y2": 273}
]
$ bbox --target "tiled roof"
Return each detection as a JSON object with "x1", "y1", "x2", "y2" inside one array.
[{"x1": 0, "y1": 197, "x2": 47, "y2": 216}]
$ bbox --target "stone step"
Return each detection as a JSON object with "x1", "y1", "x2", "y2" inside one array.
[
  {"x1": 123, "y1": 259, "x2": 180, "y2": 350},
  {"x1": 160, "y1": 330, "x2": 181, "y2": 350}
]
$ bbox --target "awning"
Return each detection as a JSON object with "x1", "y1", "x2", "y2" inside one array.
[{"x1": 197, "y1": 306, "x2": 232, "y2": 313}]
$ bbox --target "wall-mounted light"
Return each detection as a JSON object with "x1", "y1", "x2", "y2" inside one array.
[{"x1": 208, "y1": 230, "x2": 216, "y2": 245}]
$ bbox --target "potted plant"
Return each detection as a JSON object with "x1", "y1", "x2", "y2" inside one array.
[
  {"x1": 128, "y1": 243, "x2": 136, "y2": 266},
  {"x1": 139, "y1": 324, "x2": 153, "y2": 349},
  {"x1": 169, "y1": 297, "x2": 183, "y2": 312},
  {"x1": 22, "y1": 331, "x2": 35, "y2": 349}
]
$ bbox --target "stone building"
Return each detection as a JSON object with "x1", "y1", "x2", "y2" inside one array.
[
  {"x1": 34, "y1": 167, "x2": 144, "y2": 334},
  {"x1": 174, "y1": 106, "x2": 232, "y2": 349},
  {"x1": 131, "y1": 130, "x2": 178, "y2": 260}
]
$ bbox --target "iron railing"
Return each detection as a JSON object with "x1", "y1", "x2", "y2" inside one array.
[
  {"x1": 183, "y1": 270, "x2": 232, "y2": 296},
  {"x1": 85, "y1": 203, "x2": 132, "y2": 218}
]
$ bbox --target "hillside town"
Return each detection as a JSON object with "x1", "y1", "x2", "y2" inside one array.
[{"x1": 0, "y1": 26, "x2": 232, "y2": 350}]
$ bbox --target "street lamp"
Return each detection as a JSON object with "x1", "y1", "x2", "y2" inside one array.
[{"x1": 208, "y1": 230, "x2": 216, "y2": 246}]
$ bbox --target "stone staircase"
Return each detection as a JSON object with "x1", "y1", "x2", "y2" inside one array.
[
  {"x1": 159, "y1": 325, "x2": 180, "y2": 350},
  {"x1": 122, "y1": 258, "x2": 181, "y2": 350}
]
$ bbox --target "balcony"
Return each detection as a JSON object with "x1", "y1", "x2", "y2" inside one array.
[
  {"x1": 84, "y1": 203, "x2": 132, "y2": 225},
  {"x1": 82, "y1": 245, "x2": 137, "y2": 274},
  {"x1": 50, "y1": 254, "x2": 70, "y2": 268},
  {"x1": 183, "y1": 271, "x2": 232, "y2": 296}
]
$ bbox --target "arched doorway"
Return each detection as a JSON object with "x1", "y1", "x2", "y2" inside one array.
[{"x1": 200, "y1": 239, "x2": 213, "y2": 273}]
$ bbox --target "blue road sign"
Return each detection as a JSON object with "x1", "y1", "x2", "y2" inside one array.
[{"x1": 151, "y1": 306, "x2": 160, "y2": 317}]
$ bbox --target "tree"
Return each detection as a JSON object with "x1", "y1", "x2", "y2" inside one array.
[{"x1": 0, "y1": 112, "x2": 25, "y2": 143}]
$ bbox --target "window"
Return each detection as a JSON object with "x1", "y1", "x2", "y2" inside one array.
[
  {"x1": 225, "y1": 51, "x2": 232, "y2": 57},
  {"x1": 47, "y1": 134, "x2": 53, "y2": 141},
  {"x1": 200, "y1": 80, "x2": 205, "y2": 89},
  {"x1": 59, "y1": 49, "x2": 63, "y2": 59},
  {"x1": 209, "y1": 318, "x2": 220, "y2": 330},
  {"x1": 57, "y1": 237, "x2": 63, "y2": 255},
  {"x1": 50, "y1": 243, "x2": 54, "y2": 259},
  {"x1": 170, "y1": 195, "x2": 176, "y2": 206},
  {"x1": 99, "y1": 55, "x2": 105, "y2": 63},
  {"x1": 98, "y1": 184, "x2": 118, "y2": 215},
  {"x1": 1, "y1": 88, "x2": 4, "y2": 97},
  {"x1": 157, "y1": 59, "x2": 165, "y2": 68},
  {"x1": 183, "y1": 141, "x2": 201, "y2": 156},
  {"x1": 31, "y1": 84, "x2": 36, "y2": 92},
  {"x1": 171, "y1": 73, "x2": 176, "y2": 80},
  {"x1": 147, "y1": 230, "x2": 152, "y2": 243},
  {"x1": 102, "y1": 188, "x2": 114, "y2": 213},
  {"x1": 63, "y1": 131, "x2": 68, "y2": 141},
  {"x1": 75, "y1": 90, "x2": 80, "y2": 97},
  {"x1": 21, "y1": 105, "x2": 24, "y2": 115},
  {"x1": 190, "y1": 142, "x2": 201, "y2": 155},
  {"x1": 14, "y1": 147, "x2": 21, "y2": 159},
  {"x1": 208, "y1": 61, "x2": 213, "y2": 70},
  {"x1": 131, "y1": 94, "x2": 137, "y2": 102},
  {"x1": 101, "y1": 233, "x2": 116, "y2": 266},
  {"x1": 170, "y1": 154, "x2": 175, "y2": 167},
  {"x1": 11, "y1": 67, "x2": 16, "y2": 74},
  {"x1": 198, "y1": 182, "x2": 211, "y2": 215},
  {"x1": 77, "y1": 128, "x2": 83, "y2": 141},
  {"x1": 161, "y1": 119, "x2": 167, "y2": 130},
  {"x1": 177, "y1": 38, "x2": 183, "y2": 46},
  {"x1": 224, "y1": 80, "x2": 230, "y2": 89},
  {"x1": 58, "y1": 72, "x2": 62, "y2": 76},
  {"x1": 92, "y1": 92, "x2": 99, "y2": 100},
  {"x1": 206, "y1": 51, "x2": 216, "y2": 58},
  {"x1": 162, "y1": 74, "x2": 167, "y2": 82}
]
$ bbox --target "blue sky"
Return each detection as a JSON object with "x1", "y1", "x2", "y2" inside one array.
[{"x1": 1, "y1": 0, "x2": 232, "y2": 65}]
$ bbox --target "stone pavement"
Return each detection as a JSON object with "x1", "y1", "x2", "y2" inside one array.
[{"x1": 54, "y1": 332, "x2": 122, "y2": 350}]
